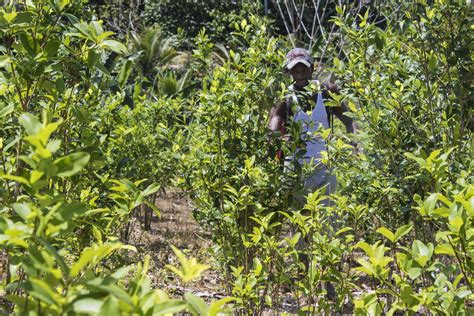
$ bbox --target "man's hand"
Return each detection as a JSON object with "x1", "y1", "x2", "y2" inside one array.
[
  {"x1": 349, "y1": 140, "x2": 362, "y2": 155},
  {"x1": 322, "y1": 82, "x2": 358, "y2": 134}
]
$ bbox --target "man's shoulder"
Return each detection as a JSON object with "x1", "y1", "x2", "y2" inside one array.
[{"x1": 270, "y1": 100, "x2": 288, "y2": 116}]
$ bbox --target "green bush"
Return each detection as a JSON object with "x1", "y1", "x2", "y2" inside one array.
[
  {"x1": 331, "y1": 1, "x2": 471, "y2": 226},
  {"x1": 0, "y1": 1, "x2": 232, "y2": 314},
  {"x1": 174, "y1": 1, "x2": 473, "y2": 313}
]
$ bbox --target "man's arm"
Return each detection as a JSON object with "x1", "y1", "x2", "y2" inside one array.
[
  {"x1": 332, "y1": 103, "x2": 357, "y2": 134},
  {"x1": 322, "y1": 83, "x2": 357, "y2": 134},
  {"x1": 268, "y1": 101, "x2": 287, "y2": 132},
  {"x1": 268, "y1": 101, "x2": 289, "y2": 161}
]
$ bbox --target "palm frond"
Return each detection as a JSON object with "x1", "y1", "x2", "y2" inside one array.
[{"x1": 128, "y1": 26, "x2": 180, "y2": 80}]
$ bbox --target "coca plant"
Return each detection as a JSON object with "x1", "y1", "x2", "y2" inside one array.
[{"x1": 0, "y1": 1, "x2": 231, "y2": 314}]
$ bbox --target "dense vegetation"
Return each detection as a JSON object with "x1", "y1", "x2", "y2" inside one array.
[{"x1": 0, "y1": 0, "x2": 472, "y2": 314}]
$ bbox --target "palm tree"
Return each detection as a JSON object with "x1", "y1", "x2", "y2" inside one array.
[
  {"x1": 129, "y1": 26, "x2": 179, "y2": 82},
  {"x1": 155, "y1": 69, "x2": 193, "y2": 97}
]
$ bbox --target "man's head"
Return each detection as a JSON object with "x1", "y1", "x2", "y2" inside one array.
[{"x1": 284, "y1": 48, "x2": 313, "y2": 85}]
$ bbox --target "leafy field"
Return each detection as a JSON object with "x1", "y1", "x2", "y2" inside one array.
[{"x1": 0, "y1": 1, "x2": 472, "y2": 315}]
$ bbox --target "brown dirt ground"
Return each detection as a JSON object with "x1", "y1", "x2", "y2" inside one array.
[{"x1": 127, "y1": 188, "x2": 228, "y2": 300}]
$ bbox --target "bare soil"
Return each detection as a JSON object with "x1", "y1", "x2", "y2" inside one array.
[{"x1": 127, "y1": 188, "x2": 227, "y2": 300}]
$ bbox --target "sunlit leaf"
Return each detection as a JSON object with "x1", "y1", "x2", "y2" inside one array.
[
  {"x1": 165, "y1": 245, "x2": 209, "y2": 283},
  {"x1": 101, "y1": 40, "x2": 127, "y2": 54},
  {"x1": 54, "y1": 152, "x2": 90, "y2": 177},
  {"x1": 376, "y1": 227, "x2": 395, "y2": 243}
]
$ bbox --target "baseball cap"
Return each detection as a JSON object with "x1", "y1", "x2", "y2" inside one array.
[{"x1": 284, "y1": 48, "x2": 313, "y2": 70}]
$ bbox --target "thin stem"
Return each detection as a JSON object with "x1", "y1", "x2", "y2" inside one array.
[{"x1": 447, "y1": 235, "x2": 473, "y2": 292}]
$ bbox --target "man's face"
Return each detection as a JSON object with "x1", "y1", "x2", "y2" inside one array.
[{"x1": 288, "y1": 62, "x2": 313, "y2": 82}]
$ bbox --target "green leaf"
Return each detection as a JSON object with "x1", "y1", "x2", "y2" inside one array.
[
  {"x1": 209, "y1": 297, "x2": 235, "y2": 316},
  {"x1": 428, "y1": 54, "x2": 437, "y2": 72},
  {"x1": 19, "y1": 113, "x2": 42, "y2": 135},
  {"x1": 0, "y1": 104, "x2": 14, "y2": 118},
  {"x1": 153, "y1": 300, "x2": 188, "y2": 315},
  {"x1": 12, "y1": 203, "x2": 32, "y2": 221},
  {"x1": 97, "y1": 31, "x2": 114, "y2": 42},
  {"x1": 166, "y1": 245, "x2": 209, "y2": 283},
  {"x1": 101, "y1": 40, "x2": 127, "y2": 54},
  {"x1": 453, "y1": 274, "x2": 464, "y2": 288},
  {"x1": 356, "y1": 259, "x2": 376, "y2": 276},
  {"x1": 1, "y1": 174, "x2": 30, "y2": 185},
  {"x1": 185, "y1": 293, "x2": 209, "y2": 316},
  {"x1": 0, "y1": 55, "x2": 11, "y2": 68},
  {"x1": 55, "y1": 202, "x2": 88, "y2": 222},
  {"x1": 400, "y1": 284, "x2": 419, "y2": 306},
  {"x1": 374, "y1": 32, "x2": 385, "y2": 50},
  {"x1": 435, "y1": 243, "x2": 455, "y2": 256},
  {"x1": 457, "y1": 290, "x2": 472, "y2": 299},
  {"x1": 54, "y1": 152, "x2": 90, "y2": 177},
  {"x1": 19, "y1": 32, "x2": 36, "y2": 56},
  {"x1": 142, "y1": 183, "x2": 160, "y2": 197},
  {"x1": 394, "y1": 224, "x2": 413, "y2": 243},
  {"x1": 5, "y1": 294, "x2": 27, "y2": 307},
  {"x1": 44, "y1": 39, "x2": 61, "y2": 57},
  {"x1": 30, "y1": 170, "x2": 44, "y2": 185},
  {"x1": 73, "y1": 297, "x2": 103, "y2": 314},
  {"x1": 89, "y1": 283, "x2": 133, "y2": 306},
  {"x1": 71, "y1": 242, "x2": 124, "y2": 277},
  {"x1": 24, "y1": 134, "x2": 52, "y2": 158},
  {"x1": 118, "y1": 59, "x2": 133, "y2": 88},
  {"x1": 408, "y1": 267, "x2": 422, "y2": 280},
  {"x1": 356, "y1": 241, "x2": 374, "y2": 257},
  {"x1": 449, "y1": 215, "x2": 463, "y2": 231},
  {"x1": 37, "y1": 121, "x2": 61, "y2": 146},
  {"x1": 223, "y1": 185, "x2": 239, "y2": 197},
  {"x1": 15, "y1": 11, "x2": 33, "y2": 24},
  {"x1": 72, "y1": 23, "x2": 93, "y2": 40},
  {"x1": 3, "y1": 10, "x2": 17, "y2": 24},
  {"x1": 53, "y1": 0, "x2": 70, "y2": 12},
  {"x1": 46, "y1": 139, "x2": 61, "y2": 154},
  {"x1": 110, "y1": 265, "x2": 132, "y2": 279},
  {"x1": 36, "y1": 237, "x2": 70, "y2": 277},
  {"x1": 412, "y1": 240, "x2": 433, "y2": 267},
  {"x1": 87, "y1": 49, "x2": 100, "y2": 67},
  {"x1": 404, "y1": 152, "x2": 426, "y2": 167},
  {"x1": 288, "y1": 232, "x2": 301, "y2": 247},
  {"x1": 336, "y1": 228, "x2": 353, "y2": 237},
  {"x1": 64, "y1": 13, "x2": 79, "y2": 24},
  {"x1": 27, "y1": 278, "x2": 61, "y2": 306},
  {"x1": 423, "y1": 193, "x2": 439, "y2": 216},
  {"x1": 55, "y1": 77, "x2": 65, "y2": 93},
  {"x1": 98, "y1": 296, "x2": 120, "y2": 316},
  {"x1": 376, "y1": 227, "x2": 395, "y2": 242},
  {"x1": 96, "y1": 62, "x2": 111, "y2": 75}
]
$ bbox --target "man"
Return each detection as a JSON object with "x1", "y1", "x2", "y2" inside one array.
[
  {"x1": 268, "y1": 48, "x2": 356, "y2": 207},
  {"x1": 268, "y1": 49, "x2": 357, "y2": 297}
]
